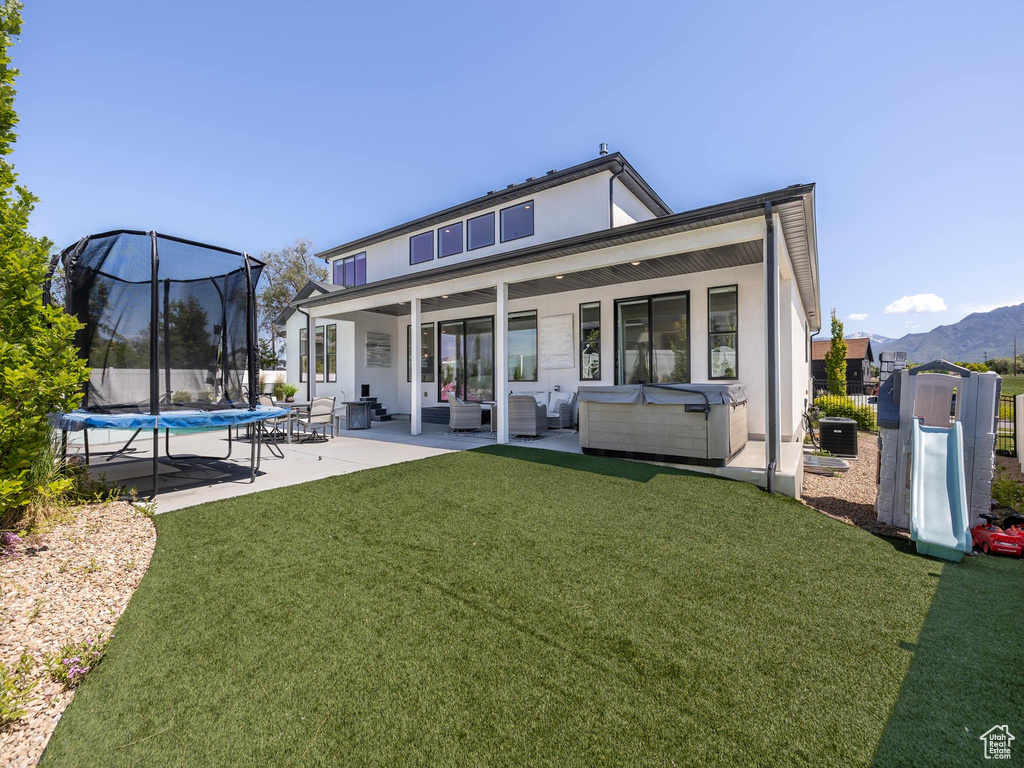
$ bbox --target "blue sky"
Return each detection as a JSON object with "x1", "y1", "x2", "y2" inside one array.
[{"x1": 14, "y1": 1, "x2": 1024, "y2": 340}]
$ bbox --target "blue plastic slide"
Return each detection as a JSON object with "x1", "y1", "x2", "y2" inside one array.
[{"x1": 910, "y1": 419, "x2": 972, "y2": 562}]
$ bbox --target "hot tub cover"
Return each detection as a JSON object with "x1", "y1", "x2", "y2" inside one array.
[
  {"x1": 55, "y1": 406, "x2": 288, "y2": 432},
  {"x1": 578, "y1": 383, "x2": 746, "y2": 406}
]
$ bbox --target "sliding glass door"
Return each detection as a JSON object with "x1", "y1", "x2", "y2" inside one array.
[
  {"x1": 615, "y1": 292, "x2": 689, "y2": 385},
  {"x1": 438, "y1": 316, "x2": 493, "y2": 402}
]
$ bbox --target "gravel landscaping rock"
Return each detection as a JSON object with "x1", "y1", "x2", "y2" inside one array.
[
  {"x1": 0, "y1": 502, "x2": 155, "y2": 768},
  {"x1": 802, "y1": 432, "x2": 909, "y2": 538}
]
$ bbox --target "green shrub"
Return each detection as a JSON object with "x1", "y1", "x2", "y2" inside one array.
[
  {"x1": 0, "y1": 4, "x2": 90, "y2": 519},
  {"x1": 272, "y1": 383, "x2": 285, "y2": 401},
  {"x1": 813, "y1": 394, "x2": 876, "y2": 431},
  {"x1": 171, "y1": 390, "x2": 192, "y2": 405},
  {"x1": 0, "y1": 652, "x2": 36, "y2": 725},
  {"x1": 992, "y1": 468, "x2": 1024, "y2": 511}
]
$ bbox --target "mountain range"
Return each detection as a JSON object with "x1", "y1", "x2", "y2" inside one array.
[{"x1": 851, "y1": 302, "x2": 1024, "y2": 362}]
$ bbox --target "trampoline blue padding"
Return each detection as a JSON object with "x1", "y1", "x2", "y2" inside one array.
[{"x1": 57, "y1": 406, "x2": 288, "y2": 432}]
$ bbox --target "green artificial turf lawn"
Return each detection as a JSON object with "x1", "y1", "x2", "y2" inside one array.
[{"x1": 40, "y1": 446, "x2": 1023, "y2": 767}]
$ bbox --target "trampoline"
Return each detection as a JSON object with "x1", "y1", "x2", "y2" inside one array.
[{"x1": 50, "y1": 230, "x2": 288, "y2": 497}]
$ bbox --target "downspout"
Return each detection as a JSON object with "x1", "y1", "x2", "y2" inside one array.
[
  {"x1": 608, "y1": 163, "x2": 624, "y2": 229},
  {"x1": 765, "y1": 203, "x2": 779, "y2": 494}
]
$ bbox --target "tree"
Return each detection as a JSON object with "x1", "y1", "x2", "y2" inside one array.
[
  {"x1": 257, "y1": 238, "x2": 328, "y2": 350},
  {"x1": 0, "y1": 1, "x2": 89, "y2": 516},
  {"x1": 824, "y1": 309, "x2": 848, "y2": 395},
  {"x1": 257, "y1": 337, "x2": 280, "y2": 369}
]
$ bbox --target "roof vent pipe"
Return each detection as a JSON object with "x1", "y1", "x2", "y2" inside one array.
[{"x1": 599, "y1": 143, "x2": 609, "y2": 156}]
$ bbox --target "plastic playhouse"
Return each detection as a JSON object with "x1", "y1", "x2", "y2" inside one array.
[{"x1": 875, "y1": 359, "x2": 1001, "y2": 561}]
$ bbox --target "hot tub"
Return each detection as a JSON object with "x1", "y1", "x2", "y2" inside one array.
[{"x1": 577, "y1": 383, "x2": 747, "y2": 466}]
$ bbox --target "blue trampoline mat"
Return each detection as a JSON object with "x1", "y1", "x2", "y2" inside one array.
[{"x1": 57, "y1": 406, "x2": 288, "y2": 432}]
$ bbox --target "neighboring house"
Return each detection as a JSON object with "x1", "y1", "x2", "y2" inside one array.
[
  {"x1": 811, "y1": 337, "x2": 874, "y2": 386},
  {"x1": 278, "y1": 148, "x2": 821, "y2": 491}
]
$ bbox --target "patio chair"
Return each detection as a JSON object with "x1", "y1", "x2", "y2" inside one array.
[
  {"x1": 447, "y1": 393, "x2": 483, "y2": 431},
  {"x1": 547, "y1": 391, "x2": 578, "y2": 429},
  {"x1": 295, "y1": 396, "x2": 336, "y2": 443},
  {"x1": 508, "y1": 394, "x2": 546, "y2": 437},
  {"x1": 257, "y1": 394, "x2": 289, "y2": 443}
]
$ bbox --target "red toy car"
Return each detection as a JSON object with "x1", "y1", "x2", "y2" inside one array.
[{"x1": 971, "y1": 515, "x2": 1024, "y2": 557}]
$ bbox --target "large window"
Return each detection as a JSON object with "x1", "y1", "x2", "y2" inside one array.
[
  {"x1": 333, "y1": 253, "x2": 366, "y2": 288},
  {"x1": 467, "y1": 212, "x2": 494, "y2": 251},
  {"x1": 708, "y1": 285, "x2": 738, "y2": 379},
  {"x1": 299, "y1": 327, "x2": 308, "y2": 383},
  {"x1": 579, "y1": 302, "x2": 601, "y2": 381},
  {"x1": 438, "y1": 316, "x2": 493, "y2": 402},
  {"x1": 438, "y1": 222, "x2": 463, "y2": 258},
  {"x1": 615, "y1": 292, "x2": 689, "y2": 385},
  {"x1": 409, "y1": 231, "x2": 434, "y2": 265},
  {"x1": 508, "y1": 310, "x2": 538, "y2": 381},
  {"x1": 407, "y1": 322, "x2": 435, "y2": 382},
  {"x1": 500, "y1": 201, "x2": 533, "y2": 242}
]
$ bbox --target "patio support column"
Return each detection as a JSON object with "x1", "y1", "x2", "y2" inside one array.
[
  {"x1": 764, "y1": 203, "x2": 781, "y2": 493},
  {"x1": 495, "y1": 280, "x2": 509, "y2": 444},
  {"x1": 411, "y1": 297, "x2": 422, "y2": 435}
]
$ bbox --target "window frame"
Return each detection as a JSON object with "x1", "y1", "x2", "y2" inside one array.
[
  {"x1": 499, "y1": 200, "x2": 534, "y2": 243},
  {"x1": 409, "y1": 231, "x2": 434, "y2": 265},
  {"x1": 325, "y1": 324, "x2": 337, "y2": 383},
  {"x1": 299, "y1": 327, "x2": 308, "y2": 383},
  {"x1": 507, "y1": 309, "x2": 538, "y2": 383},
  {"x1": 707, "y1": 284, "x2": 738, "y2": 380},
  {"x1": 579, "y1": 301, "x2": 601, "y2": 381},
  {"x1": 407, "y1": 322, "x2": 436, "y2": 383},
  {"x1": 333, "y1": 252, "x2": 366, "y2": 288},
  {"x1": 613, "y1": 290, "x2": 691, "y2": 385},
  {"x1": 467, "y1": 212, "x2": 495, "y2": 251},
  {"x1": 437, "y1": 222, "x2": 463, "y2": 259}
]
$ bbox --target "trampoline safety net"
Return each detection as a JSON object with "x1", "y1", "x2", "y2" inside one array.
[{"x1": 59, "y1": 230, "x2": 264, "y2": 413}]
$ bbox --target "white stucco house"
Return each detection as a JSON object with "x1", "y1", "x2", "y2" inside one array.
[{"x1": 278, "y1": 148, "x2": 820, "y2": 496}]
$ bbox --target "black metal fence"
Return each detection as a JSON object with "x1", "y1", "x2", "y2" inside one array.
[
  {"x1": 811, "y1": 379, "x2": 879, "y2": 432},
  {"x1": 997, "y1": 395, "x2": 1017, "y2": 457}
]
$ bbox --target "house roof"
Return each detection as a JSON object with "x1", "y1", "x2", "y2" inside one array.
[
  {"x1": 811, "y1": 337, "x2": 874, "y2": 362},
  {"x1": 293, "y1": 182, "x2": 821, "y2": 330},
  {"x1": 316, "y1": 152, "x2": 673, "y2": 261},
  {"x1": 274, "y1": 279, "x2": 333, "y2": 326}
]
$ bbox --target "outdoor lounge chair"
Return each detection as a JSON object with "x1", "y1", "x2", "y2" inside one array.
[
  {"x1": 447, "y1": 393, "x2": 483, "y2": 431},
  {"x1": 508, "y1": 393, "x2": 546, "y2": 437},
  {"x1": 295, "y1": 396, "x2": 336, "y2": 442},
  {"x1": 546, "y1": 391, "x2": 578, "y2": 429}
]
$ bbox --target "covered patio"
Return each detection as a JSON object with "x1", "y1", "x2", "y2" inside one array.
[{"x1": 285, "y1": 188, "x2": 816, "y2": 497}]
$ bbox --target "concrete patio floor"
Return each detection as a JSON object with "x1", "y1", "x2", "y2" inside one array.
[{"x1": 72, "y1": 416, "x2": 802, "y2": 513}]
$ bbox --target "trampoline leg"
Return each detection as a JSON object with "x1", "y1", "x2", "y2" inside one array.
[
  {"x1": 61, "y1": 430, "x2": 68, "y2": 462},
  {"x1": 151, "y1": 428, "x2": 159, "y2": 499},
  {"x1": 84, "y1": 429, "x2": 90, "y2": 465},
  {"x1": 249, "y1": 429, "x2": 258, "y2": 483}
]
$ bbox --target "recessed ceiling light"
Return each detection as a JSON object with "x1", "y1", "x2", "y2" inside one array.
[
  {"x1": 442, "y1": 295, "x2": 448, "y2": 299},
  {"x1": 524, "y1": 205, "x2": 530, "y2": 210},
  {"x1": 631, "y1": 261, "x2": 641, "y2": 266},
  {"x1": 555, "y1": 275, "x2": 564, "y2": 280}
]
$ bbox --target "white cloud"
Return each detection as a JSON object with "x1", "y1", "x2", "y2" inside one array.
[
  {"x1": 847, "y1": 312, "x2": 869, "y2": 321},
  {"x1": 884, "y1": 293, "x2": 947, "y2": 315}
]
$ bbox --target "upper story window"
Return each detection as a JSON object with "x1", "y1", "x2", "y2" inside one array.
[
  {"x1": 467, "y1": 212, "x2": 494, "y2": 251},
  {"x1": 333, "y1": 252, "x2": 366, "y2": 288},
  {"x1": 409, "y1": 231, "x2": 434, "y2": 265},
  {"x1": 438, "y1": 222, "x2": 463, "y2": 258},
  {"x1": 500, "y1": 200, "x2": 534, "y2": 243}
]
